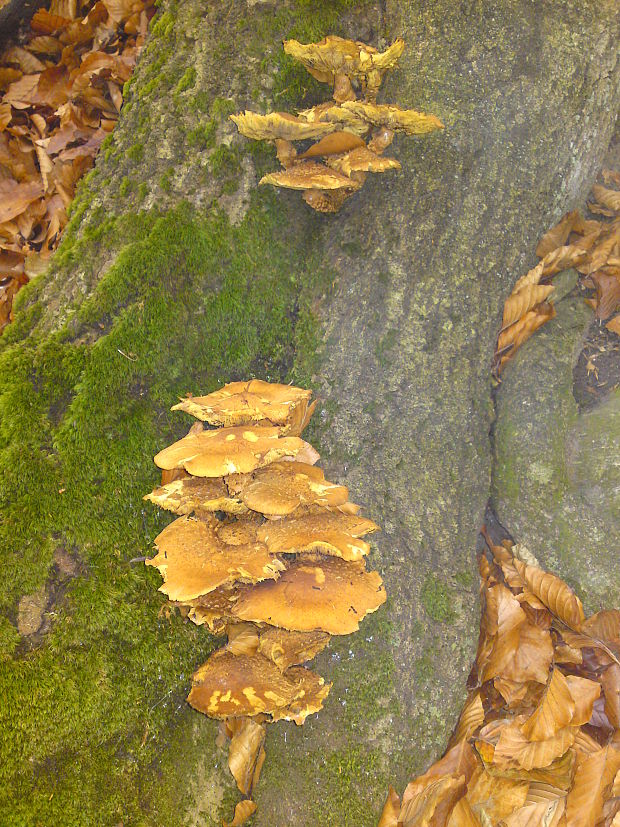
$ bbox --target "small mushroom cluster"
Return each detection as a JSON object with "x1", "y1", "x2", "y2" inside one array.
[
  {"x1": 231, "y1": 36, "x2": 444, "y2": 213},
  {"x1": 144, "y1": 380, "x2": 386, "y2": 824}
]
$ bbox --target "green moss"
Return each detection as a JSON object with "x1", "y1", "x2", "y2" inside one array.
[
  {"x1": 138, "y1": 182, "x2": 149, "y2": 201},
  {"x1": 209, "y1": 145, "x2": 240, "y2": 177},
  {"x1": 187, "y1": 121, "x2": 216, "y2": 150},
  {"x1": 174, "y1": 66, "x2": 196, "y2": 95},
  {"x1": 150, "y1": 9, "x2": 175, "y2": 39},
  {"x1": 210, "y1": 97, "x2": 236, "y2": 121},
  {"x1": 0, "y1": 186, "x2": 333, "y2": 824},
  {"x1": 191, "y1": 90, "x2": 211, "y2": 113},
  {"x1": 119, "y1": 176, "x2": 133, "y2": 196},
  {"x1": 159, "y1": 169, "x2": 173, "y2": 192},
  {"x1": 420, "y1": 576, "x2": 456, "y2": 623},
  {"x1": 127, "y1": 142, "x2": 144, "y2": 162}
]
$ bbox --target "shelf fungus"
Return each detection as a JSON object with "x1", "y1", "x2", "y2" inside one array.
[
  {"x1": 231, "y1": 36, "x2": 444, "y2": 212},
  {"x1": 144, "y1": 380, "x2": 386, "y2": 825}
]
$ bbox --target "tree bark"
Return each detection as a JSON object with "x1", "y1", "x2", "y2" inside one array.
[{"x1": 0, "y1": 1, "x2": 618, "y2": 825}]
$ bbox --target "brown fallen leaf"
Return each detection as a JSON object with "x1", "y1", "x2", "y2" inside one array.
[
  {"x1": 512, "y1": 559, "x2": 584, "y2": 630},
  {"x1": 590, "y1": 269, "x2": 620, "y2": 319},
  {"x1": 377, "y1": 786, "x2": 401, "y2": 827},
  {"x1": 591, "y1": 184, "x2": 620, "y2": 213},
  {"x1": 521, "y1": 669, "x2": 575, "y2": 741},
  {"x1": 501, "y1": 284, "x2": 555, "y2": 330},
  {"x1": 222, "y1": 799, "x2": 257, "y2": 827},
  {"x1": 536, "y1": 210, "x2": 582, "y2": 258},
  {"x1": 564, "y1": 745, "x2": 620, "y2": 827},
  {"x1": 227, "y1": 717, "x2": 266, "y2": 796}
]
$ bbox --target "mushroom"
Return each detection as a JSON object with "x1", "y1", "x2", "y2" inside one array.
[
  {"x1": 187, "y1": 650, "x2": 308, "y2": 718},
  {"x1": 146, "y1": 515, "x2": 284, "y2": 602},
  {"x1": 283, "y1": 36, "x2": 405, "y2": 98},
  {"x1": 257, "y1": 627, "x2": 331, "y2": 671},
  {"x1": 326, "y1": 145, "x2": 401, "y2": 178},
  {"x1": 144, "y1": 475, "x2": 247, "y2": 516},
  {"x1": 270, "y1": 666, "x2": 332, "y2": 725},
  {"x1": 230, "y1": 110, "x2": 336, "y2": 141},
  {"x1": 337, "y1": 101, "x2": 445, "y2": 135},
  {"x1": 153, "y1": 424, "x2": 316, "y2": 477},
  {"x1": 172, "y1": 379, "x2": 316, "y2": 435},
  {"x1": 256, "y1": 510, "x2": 379, "y2": 562},
  {"x1": 232, "y1": 556, "x2": 386, "y2": 635},
  {"x1": 225, "y1": 460, "x2": 349, "y2": 516},
  {"x1": 259, "y1": 161, "x2": 361, "y2": 192}
]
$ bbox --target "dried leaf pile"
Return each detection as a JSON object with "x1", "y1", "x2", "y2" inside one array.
[
  {"x1": 494, "y1": 171, "x2": 620, "y2": 375},
  {"x1": 231, "y1": 36, "x2": 444, "y2": 213},
  {"x1": 0, "y1": 0, "x2": 154, "y2": 332},
  {"x1": 378, "y1": 529, "x2": 620, "y2": 827},
  {"x1": 144, "y1": 379, "x2": 386, "y2": 826}
]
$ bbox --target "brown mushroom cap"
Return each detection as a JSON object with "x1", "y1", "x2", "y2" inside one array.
[
  {"x1": 302, "y1": 188, "x2": 355, "y2": 213},
  {"x1": 256, "y1": 510, "x2": 379, "y2": 561},
  {"x1": 232, "y1": 557, "x2": 386, "y2": 634},
  {"x1": 171, "y1": 379, "x2": 316, "y2": 435},
  {"x1": 282, "y1": 36, "x2": 404, "y2": 87},
  {"x1": 226, "y1": 460, "x2": 349, "y2": 516},
  {"x1": 230, "y1": 110, "x2": 336, "y2": 141},
  {"x1": 338, "y1": 101, "x2": 444, "y2": 135},
  {"x1": 146, "y1": 515, "x2": 284, "y2": 602},
  {"x1": 153, "y1": 424, "x2": 314, "y2": 477},
  {"x1": 144, "y1": 476, "x2": 247, "y2": 516},
  {"x1": 183, "y1": 584, "x2": 251, "y2": 632},
  {"x1": 260, "y1": 161, "x2": 360, "y2": 191},
  {"x1": 270, "y1": 667, "x2": 331, "y2": 725},
  {"x1": 257, "y1": 627, "x2": 330, "y2": 671},
  {"x1": 327, "y1": 145, "x2": 401, "y2": 177},
  {"x1": 187, "y1": 650, "x2": 307, "y2": 718}
]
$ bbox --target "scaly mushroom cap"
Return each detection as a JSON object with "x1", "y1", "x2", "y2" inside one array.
[
  {"x1": 337, "y1": 101, "x2": 444, "y2": 135},
  {"x1": 226, "y1": 460, "x2": 349, "y2": 516},
  {"x1": 184, "y1": 584, "x2": 251, "y2": 632},
  {"x1": 257, "y1": 627, "x2": 331, "y2": 671},
  {"x1": 256, "y1": 511, "x2": 379, "y2": 561},
  {"x1": 270, "y1": 667, "x2": 331, "y2": 725},
  {"x1": 232, "y1": 557, "x2": 386, "y2": 634},
  {"x1": 327, "y1": 145, "x2": 401, "y2": 177},
  {"x1": 144, "y1": 476, "x2": 247, "y2": 517},
  {"x1": 283, "y1": 36, "x2": 404, "y2": 87},
  {"x1": 260, "y1": 161, "x2": 360, "y2": 191},
  {"x1": 171, "y1": 379, "x2": 316, "y2": 435},
  {"x1": 230, "y1": 110, "x2": 336, "y2": 141},
  {"x1": 299, "y1": 103, "x2": 370, "y2": 137},
  {"x1": 153, "y1": 425, "x2": 315, "y2": 477},
  {"x1": 146, "y1": 515, "x2": 284, "y2": 602},
  {"x1": 187, "y1": 650, "x2": 307, "y2": 718},
  {"x1": 302, "y1": 189, "x2": 353, "y2": 213}
]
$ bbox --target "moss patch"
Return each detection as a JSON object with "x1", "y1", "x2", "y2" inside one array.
[{"x1": 0, "y1": 187, "x2": 332, "y2": 823}]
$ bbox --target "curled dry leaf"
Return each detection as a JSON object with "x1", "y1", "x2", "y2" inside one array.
[
  {"x1": 564, "y1": 745, "x2": 620, "y2": 827},
  {"x1": 512, "y1": 559, "x2": 585, "y2": 630},
  {"x1": 521, "y1": 669, "x2": 575, "y2": 741},
  {"x1": 377, "y1": 785, "x2": 401, "y2": 827},
  {"x1": 398, "y1": 775, "x2": 465, "y2": 827},
  {"x1": 536, "y1": 211, "x2": 583, "y2": 258},
  {"x1": 496, "y1": 303, "x2": 556, "y2": 369},
  {"x1": 222, "y1": 799, "x2": 257, "y2": 827},
  {"x1": 499, "y1": 798, "x2": 565, "y2": 827},
  {"x1": 501, "y1": 284, "x2": 555, "y2": 330},
  {"x1": 227, "y1": 717, "x2": 266, "y2": 796},
  {"x1": 591, "y1": 184, "x2": 620, "y2": 213}
]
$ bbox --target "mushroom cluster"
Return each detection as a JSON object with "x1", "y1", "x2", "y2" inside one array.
[
  {"x1": 231, "y1": 36, "x2": 444, "y2": 213},
  {"x1": 144, "y1": 380, "x2": 386, "y2": 824}
]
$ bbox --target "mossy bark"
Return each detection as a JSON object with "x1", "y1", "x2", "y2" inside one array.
[{"x1": 1, "y1": 1, "x2": 618, "y2": 825}]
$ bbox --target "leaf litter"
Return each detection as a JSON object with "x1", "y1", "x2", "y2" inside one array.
[
  {"x1": 0, "y1": 0, "x2": 154, "y2": 333},
  {"x1": 378, "y1": 525, "x2": 620, "y2": 827},
  {"x1": 493, "y1": 173, "x2": 620, "y2": 376}
]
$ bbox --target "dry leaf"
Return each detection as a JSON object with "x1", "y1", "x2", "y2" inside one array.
[
  {"x1": 377, "y1": 786, "x2": 401, "y2": 827},
  {"x1": 591, "y1": 184, "x2": 620, "y2": 213},
  {"x1": 512, "y1": 560, "x2": 584, "y2": 630},
  {"x1": 501, "y1": 284, "x2": 555, "y2": 330},
  {"x1": 521, "y1": 669, "x2": 575, "y2": 741},
  {"x1": 223, "y1": 799, "x2": 257, "y2": 827},
  {"x1": 564, "y1": 745, "x2": 620, "y2": 827}
]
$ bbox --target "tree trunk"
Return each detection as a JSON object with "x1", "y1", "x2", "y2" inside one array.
[{"x1": 1, "y1": 1, "x2": 618, "y2": 824}]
